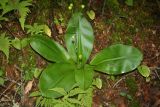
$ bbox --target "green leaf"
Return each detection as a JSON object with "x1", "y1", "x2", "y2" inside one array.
[
  {"x1": 40, "y1": 97, "x2": 46, "y2": 107},
  {"x1": 120, "y1": 92, "x2": 127, "y2": 97},
  {"x1": 25, "y1": 24, "x2": 51, "y2": 36},
  {"x1": 65, "y1": 12, "x2": 94, "y2": 66},
  {"x1": 126, "y1": 94, "x2": 133, "y2": 100},
  {"x1": 90, "y1": 44, "x2": 143, "y2": 75},
  {"x1": 21, "y1": 38, "x2": 29, "y2": 48},
  {"x1": 12, "y1": 38, "x2": 29, "y2": 50},
  {"x1": 92, "y1": 78, "x2": 102, "y2": 89},
  {"x1": 54, "y1": 104, "x2": 65, "y2": 107},
  {"x1": 11, "y1": 38, "x2": 21, "y2": 50},
  {"x1": 49, "y1": 87, "x2": 67, "y2": 96},
  {"x1": 0, "y1": 33, "x2": 11, "y2": 60},
  {"x1": 43, "y1": 25, "x2": 51, "y2": 37},
  {"x1": 75, "y1": 65, "x2": 94, "y2": 90},
  {"x1": 36, "y1": 96, "x2": 42, "y2": 107},
  {"x1": 64, "y1": 100, "x2": 75, "y2": 107},
  {"x1": 0, "y1": 0, "x2": 14, "y2": 15},
  {"x1": 0, "y1": 77, "x2": 4, "y2": 85},
  {"x1": 45, "y1": 98, "x2": 60, "y2": 107},
  {"x1": 0, "y1": 69, "x2": 4, "y2": 76},
  {"x1": 0, "y1": 15, "x2": 8, "y2": 21},
  {"x1": 16, "y1": 0, "x2": 32, "y2": 30},
  {"x1": 33, "y1": 68, "x2": 42, "y2": 78},
  {"x1": 0, "y1": 0, "x2": 32, "y2": 30},
  {"x1": 78, "y1": 87, "x2": 93, "y2": 107},
  {"x1": 125, "y1": 0, "x2": 133, "y2": 6},
  {"x1": 30, "y1": 35, "x2": 70, "y2": 63},
  {"x1": 39, "y1": 63, "x2": 76, "y2": 98},
  {"x1": 25, "y1": 23, "x2": 44, "y2": 35},
  {"x1": 120, "y1": 92, "x2": 133, "y2": 100},
  {"x1": 29, "y1": 91, "x2": 41, "y2": 97},
  {"x1": 66, "y1": 98, "x2": 81, "y2": 105},
  {"x1": 86, "y1": 10, "x2": 95, "y2": 20},
  {"x1": 138, "y1": 65, "x2": 150, "y2": 77},
  {"x1": 68, "y1": 88, "x2": 85, "y2": 97}
]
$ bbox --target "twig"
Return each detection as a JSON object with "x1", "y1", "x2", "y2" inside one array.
[
  {"x1": 0, "y1": 80, "x2": 18, "y2": 98},
  {"x1": 112, "y1": 77, "x2": 125, "y2": 88},
  {"x1": 13, "y1": 84, "x2": 21, "y2": 100},
  {"x1": 2, "y1": 77, "x2": 22, "y2": 103},
  {"x1": 14, "y1": 65, "x2": 23, "y2": 72},
  {"x1": 149, "y1": 66, "x2": 160, "y2": 70},
  {"x1": 156, "y1": 67, "x2": 160, "y2": 70},
  {"x1": 102, "y1": 0, "x2": 106, "y2": 16},
  {"x1": 154, "y1": 69, "x2": 160, "y2": 80},
  {"x1": 106, "y1": 78, "x2": 111, "y2": 88},
  {"x1": 0, "y1": 94, "x2": 11, "y2": 102},
  {"x1": 14, "y1": 65, "x2": 25, "y2": 104},
  {"x1": 149, "y1": 66, "x2": 160, "y2": 80},
  {"x1": 4, "y1": 77, "x2": 21, "y2": 86}
]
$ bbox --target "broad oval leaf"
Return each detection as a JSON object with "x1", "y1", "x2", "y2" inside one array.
[
  {"x1": 90, "y1": 44, "x2": 143, "y2": 75},
  {"x1": 39, "y1": 63, "x2": 76, "y2": 98},
  {"x1": 75, "y1": 65, "x2": 94, "y2": 90},
  {"x1": 65, "y1": 12, "x2": 94, "y2": 65},
  {"x1": 30, "y1": 35, "x2": 70, "y2": 63}
]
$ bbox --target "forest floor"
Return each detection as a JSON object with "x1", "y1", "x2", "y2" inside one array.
[{"x1": 0, "y1": 0, "x2": 160, "y2": 107}]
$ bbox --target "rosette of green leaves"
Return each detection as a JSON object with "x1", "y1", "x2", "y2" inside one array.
[{"x1": 30, "y1": 12, "x2": 143, "y2": 98}]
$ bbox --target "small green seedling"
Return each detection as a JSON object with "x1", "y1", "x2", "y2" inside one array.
[
  {"x1": 92, "y1": 78, "x2": 102, "y2": 89},
  {"x1": 120, "y1": 92, "x2": 133, "y2": 100},
  {"x1": 87, "y1": 10, "x2": 95, "y2": 20},
  {"x1": 12, "y1": 37, "x2": 29, "y2": 50},
  {"x1": 138, "y1": 65, "x2": 151, "y2": 82}
]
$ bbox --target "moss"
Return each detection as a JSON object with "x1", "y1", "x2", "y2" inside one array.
[
  {"x1": 34, "y1": 0, "x2": 52, "y2": 24},
  {"x1": 125, "y1": 77, "x2": 138, "y2": 95}
]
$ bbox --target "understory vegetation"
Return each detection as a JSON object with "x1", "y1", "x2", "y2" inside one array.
[{"x1": 0, "y1": 0, "x2": 160, "y2": 107}]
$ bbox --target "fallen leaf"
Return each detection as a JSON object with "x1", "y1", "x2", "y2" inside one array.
[
  {"x1": 56, "y1": 25, "x2": 63, "y2": 34},
  {"x1": 24, "y1": 80, "x2": 34, "y2": 94}
]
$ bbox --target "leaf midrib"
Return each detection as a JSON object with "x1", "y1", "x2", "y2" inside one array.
[{"x1": 94, "y1": 55, "x2": 139, "y2": 65}]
